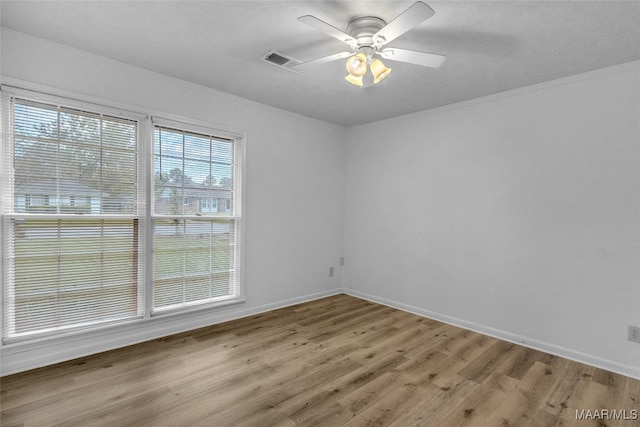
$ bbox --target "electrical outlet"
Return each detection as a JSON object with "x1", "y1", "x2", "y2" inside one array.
[
  {"x1": 629, "y1": 325, "x2": 640, "y2": 343},
  {"x1": 329, "y1": 267, "x2": 334, "y2": 277}
]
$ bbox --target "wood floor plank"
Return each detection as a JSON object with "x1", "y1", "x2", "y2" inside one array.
[
  {"x1": 200, "y1": 357, "x2": 364, "y2": 426},
  {"x1": 395, "y1": 346, "x2": 453, "y2": 384},
  {"x1": 341, "y1": 372, "x2": 428, "y2": 426},
  {"x1": 442, "y1": 371, "x2": 520, "y2": 426},
  {"x1": 433, "y1": 326, "x2": 498, "y2": 362},
  {"x1": 457, "y1": 340, "x2": 517, "y2": 383},
  {"x1": 1, "y1": 294, "x2": 638, "y2": 427},
  {"x1": 541, "y1": 357, "x2": 595, "y2": 420},
  {"x1": 305, "y1": 304, "x2": 395, "y2": 343},
  {"x1": 487, "y1": 360, "x2": 559, "y2": 426},
  {"x1": 387, "y1": 375, "x2": 479, "y2": 426},
  {"x1": 279, "y1": 352, "x2": 409, "y2": 421}
]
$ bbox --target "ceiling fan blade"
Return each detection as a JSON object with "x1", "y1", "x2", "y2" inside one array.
[
  {"x1": 298, "y1": 15, "x2": 358, "y2": 47},
  {"x1": 373, "y1": 2, "x2": 435, "y2": 46},
  {"x1": 293, "y1": 51, "x2": 353, "y2": 70},
  {"x1": 379, "y1": 48, "x2": 446, "y2": 68}
]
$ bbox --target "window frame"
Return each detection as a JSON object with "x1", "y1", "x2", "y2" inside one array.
[
  {"x1": 1, "y1": 90, "x2": 149, "y2": 342},
  {"x1": 150, "y1": 117, "x2": 244, "y2": 315},
  {"x1": 0, "y1": 86, "x2": 246, "y2": 344}
]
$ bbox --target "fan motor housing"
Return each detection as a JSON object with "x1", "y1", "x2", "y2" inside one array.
[{"x1": 347, "y1": 16, "x2": 386, "y2": 46}]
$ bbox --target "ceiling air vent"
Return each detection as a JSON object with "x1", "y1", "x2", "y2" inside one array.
[
  {"x1": 262, "y1": 50, "x2": 301, "y2": 73},
  {"x1": 266, "y1": 51, "x2": 290, "y2": 66}
]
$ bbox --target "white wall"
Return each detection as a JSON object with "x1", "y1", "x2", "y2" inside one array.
[
  {"x1": 343, "y1": 62, "x2": 640, "y2": 378},
  {"x1": 0, "y1": 28, "x2": 346, "y2": 374}
]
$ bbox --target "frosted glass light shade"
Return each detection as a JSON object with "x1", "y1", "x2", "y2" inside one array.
[
  {"x1": 346, "y1": 53, "x2": 367, "y2": 77},
  {"x1": 345, "y1": 74, "x2": 364, "y2": 86},
  {"x1": 370, "y1": 59, "x2": 392, "y2": 84}
]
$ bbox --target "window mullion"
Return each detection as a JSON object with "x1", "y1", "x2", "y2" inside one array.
[
  {"x1": 143, "y1": 117, "x2": 154, "y2": 320},
  {"x1": 56, "y1": 107, "x2": 61, "y2": 215},
  {"x1": 99, "y1": 115, "x2": 104, "y2": 214}
]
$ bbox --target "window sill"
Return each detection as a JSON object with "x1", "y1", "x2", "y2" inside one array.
[
  {"x1": 2, "y1": 298, "x2": 246, "y2": 349},
  {"x1": 151, "y1": 297, "x2": 247, "y2": 318}
]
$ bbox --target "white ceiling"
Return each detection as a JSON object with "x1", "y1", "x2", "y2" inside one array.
[{"x1": 2, "y1": 1, "x2": 639, "y2": 127}]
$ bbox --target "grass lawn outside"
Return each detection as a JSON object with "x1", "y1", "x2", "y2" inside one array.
[{"x1": 9, "y1": 217, "x2": 234, "y2": 335}]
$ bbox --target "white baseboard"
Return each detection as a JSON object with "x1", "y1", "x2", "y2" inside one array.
[
  {"x1": 0, "y1": 289, "x2": 341, "y2": 376},
  {"x1": 343, "y1": 288, "x2": 640, "y2": 380}
]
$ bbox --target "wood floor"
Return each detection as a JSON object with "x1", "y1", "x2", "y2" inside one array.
[{"x1": 1, "y1": 294, "x2": 639, "y2": 427}]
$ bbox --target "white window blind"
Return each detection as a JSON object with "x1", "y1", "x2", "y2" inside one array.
[
  {"x1": 153, "y1": 124, "x2": 240, "y2": 311},
  {"x1": 2, "y1": 97, "x2": 144, "y2": 339}
]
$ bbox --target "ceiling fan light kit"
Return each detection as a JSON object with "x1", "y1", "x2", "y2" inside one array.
[
  {"x1": 293, "y1": 1, "x2": 446, "y2": 87},
  {"x1": 370, "y1": 59, "x2": 392, "y2": 84},
  {"x1": 344, "y1": 53, "x2": 366, "y2": 86},
  {"x1": 346, "y1": 52, "x2": 368, "y2": 77},
  {"x1": 344, "y1": 48, "x2": 391, "y2": 86},
  {"x1": 345, "y1": 73, "x2": 364, "y2": 87}
]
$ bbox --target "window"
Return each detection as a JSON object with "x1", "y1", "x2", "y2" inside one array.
[
  {"x1": 2, "y1": 97, "x2": 143, "y2": 339},
  {"x1": 153, "y1": 123, "x2": 240, "y2": 311},
  {"x1": 2, "y1": 93, "x2": 243, "y2": 342},
  {"x1": 199, "y1": 198, "x2": 218, "y2": 212}
]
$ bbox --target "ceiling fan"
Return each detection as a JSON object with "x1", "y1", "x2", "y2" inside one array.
[{"x1": 293, "y1": 1, "x2": 446, "y2": 87}]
